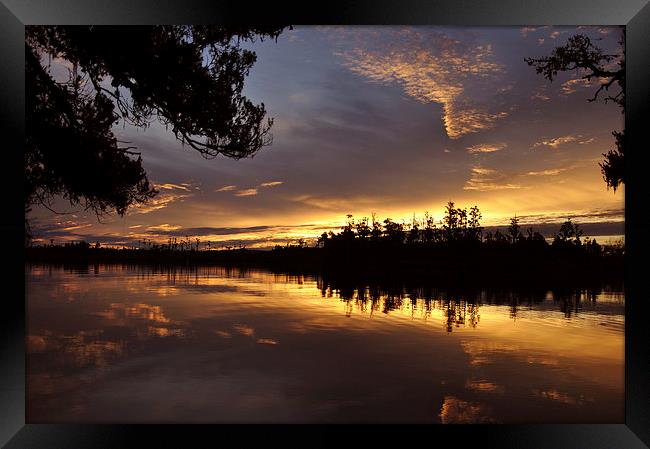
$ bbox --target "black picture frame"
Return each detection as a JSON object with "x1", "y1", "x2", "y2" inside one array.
[{"x1": 2, "y1": 0, "x2": 649, "y2": 447}]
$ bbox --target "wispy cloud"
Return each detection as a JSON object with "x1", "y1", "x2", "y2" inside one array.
[
  {"x1": 234, "y1": 188, "x2": 258, "y2": 197},
  {"x1": 259, "y1": 181, "x2": 284, "y2": 188},
  {"x1": 59, "y1": 223, "x2": 93, "y2": 232},
  {"x1": 225, "y1": 182, "x2": 283, "y2": 196},
  {"x1": 145, "y1": 224, "x2": 182, "y2": 232},
  {"x1": 561, "y1": 78, "x2": 591, "y2": 95},
  {"x1": 233, "y1": 324, "x2": 255, "y2": 336},
  {"x1": 216, "y1": 185, "x2": 237, "y2": 192},
  {"x1": 288, "y1": 193, "x2": 391, "y2": 212},
  {"x1": 513, "y1": 208, "x2": 624, "y2": 224},
  {"x1": 532, "y1": 135, "x2": 594, "y2": 149},
  {"x1": 464, "y1": 166, "x2": 522, "y2": 191},
  {"x1": 129, "y1": 182, "x2": 194, "y2": 215},
  {"x1": 333, "y1": 28, "x2": 508, "y2": 139},
  {"x1": 130, "y1": 194, "x2": 188, "y2": 215},
  {"x1": 526, "y1": 168, "x2": 566, "y2": 176},
  {"x1": 132, "y1": 225, "x2": 273, "y2": 238},
  {"x1": 472, "y1": 167, "x2": 496, "y2": 175},
  {"x1": 465, "y1": 380, "x2": 504, "y2": 393},
  {"x1": 154, "y1": 183, "x2": 191, "y2": 191},
  {"x1": 467, "y1": 143, "x2": 507, "y2": 154}
]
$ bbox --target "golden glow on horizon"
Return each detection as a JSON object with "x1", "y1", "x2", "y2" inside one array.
[{"x1": 43, "y1": 179, "x2": 623, "y2": 248}]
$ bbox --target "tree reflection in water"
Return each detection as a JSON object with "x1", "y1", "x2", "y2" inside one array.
[{"x1": 316, "y1": 275, "x2": 618, "y2": 332}]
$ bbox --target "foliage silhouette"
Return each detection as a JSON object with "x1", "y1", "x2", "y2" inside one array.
[
  {"x1": 554, "y1": 218, "x2": 583, "y2": 246},
  {"x1": 25, "y1": 25, "x2": 288, "y2": 228},
  {"x1": 525, "y1": 32, "x2": 625, "y2": 191},
  {"x1": 507, "y1": 215, "x2": 521, "y2": 244}
]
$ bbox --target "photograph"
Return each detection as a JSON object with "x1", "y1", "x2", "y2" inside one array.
[{"x1": 23, "y1": 24, "x2": 627, "y2": 424}]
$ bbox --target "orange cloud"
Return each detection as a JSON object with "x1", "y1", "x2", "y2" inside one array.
[
  {"x1": 465, "y1": 380, "x2": 504, "y2": 393},
  {"x1": 467, "y1": 143, "x2": 507, "y2": 154},
  {"x1": 155, "y1": 183, "x2": 191, "y2": 191},
  {"x1": 464, "y1": 166, "x2": 522, "y2": 191},
  {"x1": 259, "y1": 181, "x2": 284, "y2": 188},
  {"x1": 129, "y1": 182, "x2": 194, "y2": 214},
  {"x1": 532, "y1": 135, "x2": 594, "y2": 149},
  {"x1": 60, "y1": 223, "x2": 92, "y2": 232},
  {"x1": 526, "y1": 168, "x2": 566, "y2": 176},
  {"x1": 233, "y1": 324, "x2": 255, "y2": 336},
  {"x1": 145, "y1": 223, "x2": 182, "y2": 232},
  {"x1": 561, "y1": 78, "x2": 591, "y2": 95},
  {"x1": 335, "y1": 29, "x2": 508, "y2": 138},
  {"x1": 216, "y1": 185, "x2": 237, "y2": 192},
  {"x1": 234, "y1": 188, "x2": 258, "y2": 197}
]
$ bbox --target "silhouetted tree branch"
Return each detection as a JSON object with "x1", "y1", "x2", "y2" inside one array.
[
  {"x1": 25, "y1": 25, "x2": 288, "y2": 226},
  {"x1": 600, "y1": 130, "x2": 625, "y2": 191},
  {"x1": 525, "y1": 31, "x2": 625, "y2": 191}
]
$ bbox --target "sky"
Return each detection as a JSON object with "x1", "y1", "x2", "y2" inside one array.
[{"x1": 29, "y1": 26, "x2": 625, "y2": 249}]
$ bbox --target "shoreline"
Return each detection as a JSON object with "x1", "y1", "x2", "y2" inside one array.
[{"x1": 25, "y1": 245, "x2": 624, "y2": 290}]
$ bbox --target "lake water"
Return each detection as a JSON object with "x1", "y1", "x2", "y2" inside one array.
[{"x1": 26, "y1": 264, "x2": 624, "y2": 423}]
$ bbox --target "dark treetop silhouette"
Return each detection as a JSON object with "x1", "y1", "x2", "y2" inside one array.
[
  {"x1": 525, "y1": 32, "x2": 625, "y2": 191},
  {"x1": 25, "y1": 25, "x2": 288, "y2": 229}
]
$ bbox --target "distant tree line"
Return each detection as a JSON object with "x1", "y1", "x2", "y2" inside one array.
[
  {"x1": 311, "y1": 202, "x2": 606, "y2": 256},
  {"x1": 32, "y1": 236, "x2": 247, "y2": 252}
]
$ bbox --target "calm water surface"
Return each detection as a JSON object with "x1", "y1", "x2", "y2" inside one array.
[{"x1": 26, "y1": 264, "x2": 624, "y2": 423}]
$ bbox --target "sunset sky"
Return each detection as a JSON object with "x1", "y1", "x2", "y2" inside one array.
[{"x1": 29, "y1": 26, "x2": 625, "y2": 248}]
